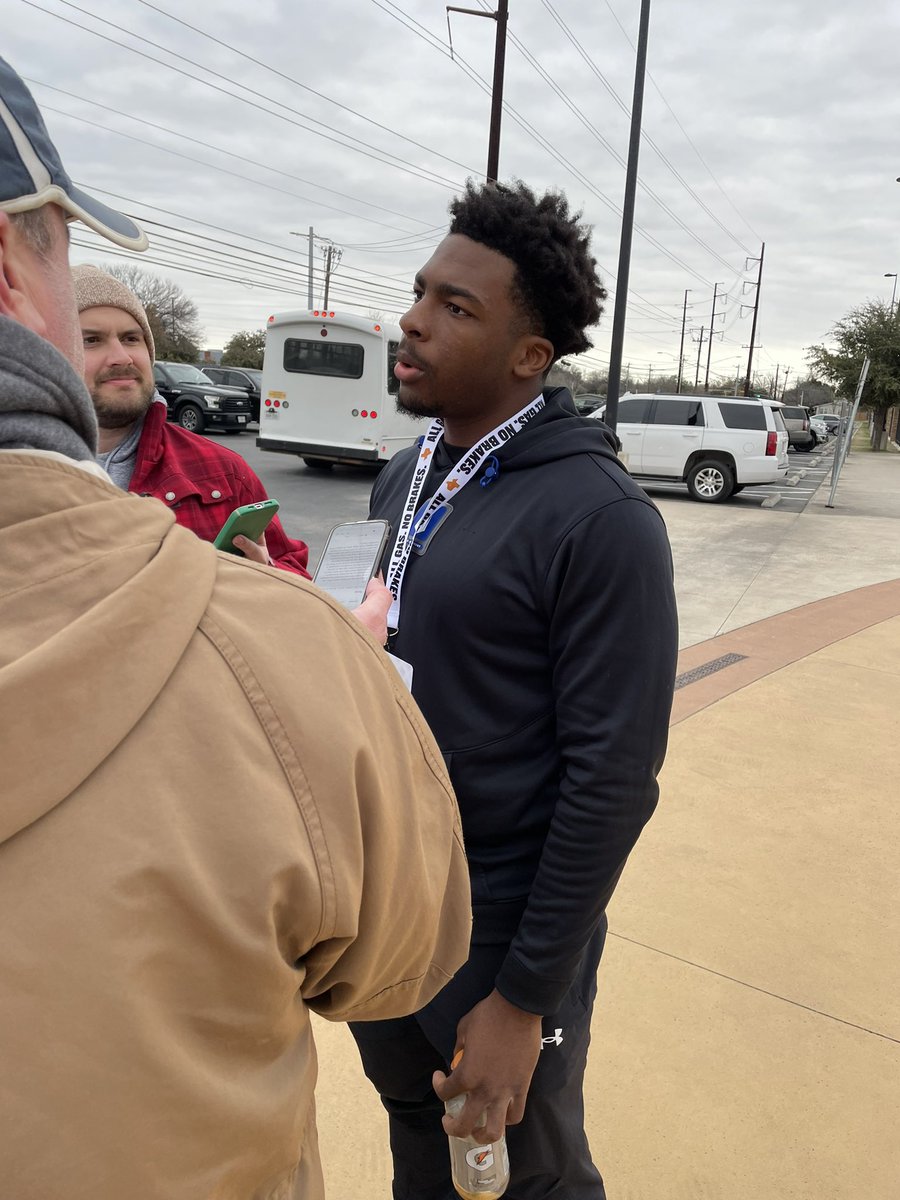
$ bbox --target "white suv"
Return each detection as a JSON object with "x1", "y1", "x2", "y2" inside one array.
[{"x1": 591, "y1": 393, "x2": 789, "y2": 502}]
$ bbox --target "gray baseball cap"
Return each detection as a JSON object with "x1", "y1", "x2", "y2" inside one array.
[{"x1": 0, "y1": 56, "x2": 148, "y2": 252}]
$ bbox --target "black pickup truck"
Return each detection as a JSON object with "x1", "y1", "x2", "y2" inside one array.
[{"x1": 152, "y1": 362, "x2": 252, "y2": 434}]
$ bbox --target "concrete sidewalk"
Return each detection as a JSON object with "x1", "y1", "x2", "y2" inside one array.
[
  {"x1": 311, "y1": 448, "x2": 900, "y2": 1199},
  {"x1": 666, "y1": 448, "x2": 900, "y2": 648}
]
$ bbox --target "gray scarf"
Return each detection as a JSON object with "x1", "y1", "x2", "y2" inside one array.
[{"x1": 0, "y1": 315, "x2": 97, "y2": 461}]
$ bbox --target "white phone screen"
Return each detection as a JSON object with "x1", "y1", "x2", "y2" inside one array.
[{"x1": 312, "y1": 520, "x2": 391, "y2": 608}]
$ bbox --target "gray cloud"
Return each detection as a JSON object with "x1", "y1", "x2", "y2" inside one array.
[{"x1": 6, "y1": 0, "x2": 898, "y2": 386}]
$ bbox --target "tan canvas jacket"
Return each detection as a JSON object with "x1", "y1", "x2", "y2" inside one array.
[{"x1": 0, "y1": 453, "x2": 471, "y2": 1200}]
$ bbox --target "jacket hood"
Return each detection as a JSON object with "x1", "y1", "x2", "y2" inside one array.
[
  {"x1": 0, "y1": 454, "x2": 218, "y2": 843},
  {"x1": 482, "y1": 386, "x2": 623, "y2": 473}
]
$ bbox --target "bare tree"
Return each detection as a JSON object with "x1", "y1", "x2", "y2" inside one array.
[{"x1": 101, "y1": 264, "x2": 203, "y2": 363}]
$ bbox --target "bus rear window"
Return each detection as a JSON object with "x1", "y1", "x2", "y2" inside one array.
[
  {"x1": 387, "y1": 341, "x2": 400, "y2": 395},
  {"x1": 284, "y1": 338, "x2": 364, "y2": 379}
]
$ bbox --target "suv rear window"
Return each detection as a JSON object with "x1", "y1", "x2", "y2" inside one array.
[
  {"x1": 616, "y1": 396, "x2": 653, "y2": 423},
  {"x1": 780, "y1": 407, "x2": 806, "y2": 420},
  {"x1": 651, "y1": 398, "x2": 704, "y2": 426},
  {"x1": 717, "y1": 402, "x2": 766, "y2": 430}
]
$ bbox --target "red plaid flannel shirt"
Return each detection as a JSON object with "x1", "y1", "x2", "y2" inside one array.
[{"x1": 130, "y1": 401, "x2": 310, "y2": 576}]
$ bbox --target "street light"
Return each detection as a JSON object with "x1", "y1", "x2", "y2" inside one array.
[{"x1": 885, "y1": 272, "x2": 898, "y2": 316}]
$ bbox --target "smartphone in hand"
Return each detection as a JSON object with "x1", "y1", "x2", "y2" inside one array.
[
  {"x1": 213, "y1": 499, "x2": 280, "y2": 555},
  {"x1": 313, "y1": 519, "x2": 391, "y2": 608}
]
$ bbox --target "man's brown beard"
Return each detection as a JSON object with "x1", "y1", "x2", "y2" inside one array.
[{"x1": 91, "y1": 376, "x2": 155, "y2": 430}]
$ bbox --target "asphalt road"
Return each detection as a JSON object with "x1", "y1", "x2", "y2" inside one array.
[
  {"x1": 206, "y1": 429, "x2": 837, "y2": 566},
  {"x1": 206, "y1": 428, "x2": 382, "y2": 567}
]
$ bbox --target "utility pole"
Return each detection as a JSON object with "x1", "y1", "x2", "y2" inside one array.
[
  {"x1": 773, "y1": 363, "x2": 780, "y2": 399},
  {"x1": 322, "y1": 245, "x2": 333, "y2": 310},
  {"x1": 288, "y1": 227, "x2": 316, "y2": 307},
  {"x1": 601, "y1": 0, "x2": 652, "y2": 432},
  {"x1": 321, "y1": 242, "x2": 343, "y2": 309},
  {"x1": 704, "y1": 282, "x2": 724, "y2": 391},
  {"x1": 781, "y1": 366, "x2": 791, "y2": 401},
  {"x1": 447, "y1": 1, "x2": 509, "y2": 183},
  {"x1": 676, "y1": 288, "x2": 690, "y2": 394},
  {"x1": 694, "y1": 326, "x2": 706, "y2": 389},
  {"x1": 742, "y1": 242, "x2": 765, "y2": 396}
]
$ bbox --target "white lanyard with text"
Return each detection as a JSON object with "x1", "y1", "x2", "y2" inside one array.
[{"x1": 386, "y1": 394, "x2": 545, "y2": 630}]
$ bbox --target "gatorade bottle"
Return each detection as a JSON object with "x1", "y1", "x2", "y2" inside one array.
[{"x1": 444, "y1": 1051, "x2": 510, "y2": 1200}]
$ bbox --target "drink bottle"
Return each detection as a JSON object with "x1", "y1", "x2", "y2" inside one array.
[{"x1": 445, "y1": 1051, "x2": 510, "y2": 1200}]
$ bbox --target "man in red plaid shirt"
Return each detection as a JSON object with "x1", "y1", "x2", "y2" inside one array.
[{"x1": 73, "y1": 265, "x2": 310, "y2": 574}]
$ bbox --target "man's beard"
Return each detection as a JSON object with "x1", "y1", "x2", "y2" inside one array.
[
  {"x1": 91, "y1": 376, "x2": 155, "y2": 430},
  {"x1": 395, "y1": 386, "x2": 438, "y2": 421}
]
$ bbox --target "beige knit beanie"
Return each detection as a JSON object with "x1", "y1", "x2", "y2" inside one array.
[{"x1": 71, "y1": 265, "x2": 156, "y2": 362}]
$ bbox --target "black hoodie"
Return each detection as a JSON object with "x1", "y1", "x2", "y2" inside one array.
[{"x1": 371, "y1": 387, "x2": 678, "y2": 1013}]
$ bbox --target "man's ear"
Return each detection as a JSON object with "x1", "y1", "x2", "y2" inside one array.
[
  {"x1": 0, "y1": 211, "x2": 49, "y2": 337},
  {"x1": 512, "y1": 334, "x2": 554, "y2": 382}
]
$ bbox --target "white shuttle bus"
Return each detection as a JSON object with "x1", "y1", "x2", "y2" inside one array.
[{"x1": 256, "y1": 309, "x2": 419, "y2": 470}]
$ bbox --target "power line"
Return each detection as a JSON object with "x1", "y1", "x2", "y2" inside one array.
[
  {"x1": 71, "y1": 234, "x2": 409, "y2": 318},
  {"x1": 542, "y1": 0, "x2": 756, "y2": 256},
  {"x1": 372, "y1": 0, "x2": 716, "y2": 291},
  {"x1": 104, "y1": 225, "x2": 414, "y2": 308},
  {"x1": 482, "y1": 0, "x2": 742, "y2": 276},
  {"x1": 598, "y1": 0, "x2": 762, "y2": 245},
  {"x1": 68, "y1": 184, "x2": 433, "y2": 300},
  {"x1": 30, "y1": 84, "x2": 434, "y2": 236},
  {"x1": 134, "y1": 0, "x2": 482, "y2": 178},
  {"x1": 21, "y1": 0, "x2": 464, "y2": 191}
]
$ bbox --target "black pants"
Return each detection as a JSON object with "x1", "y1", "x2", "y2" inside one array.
[{"x1": 350, "y1": 918, "x2": 608, "y2": 1200}]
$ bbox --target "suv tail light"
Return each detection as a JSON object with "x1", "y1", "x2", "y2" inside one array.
[{"x1": 766, "y1": 431, "x2": 777, "y2": 456}]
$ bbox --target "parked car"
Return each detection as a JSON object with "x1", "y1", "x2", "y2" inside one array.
[
  {"x1": 573, "y1": 392, "x2": 604, "y2": 416},
  {"x1": 589, "y1": 393, "x2": 789, "y2": 502},
  {"x1": 774, "y1": 402, "x2": 815, "y2": 452},
  {"x1": 202, "y1": 366, "x2": 262, "y2": 423},
  {"x1": 815, "y1": 412, "x2": 842, "y2": 436},
  {"x1": 152, "y1": 362, "x2": 252, "y2": 434},
  {"x1": 809, "y1": 417, "x2": 829, "y2": 444}
]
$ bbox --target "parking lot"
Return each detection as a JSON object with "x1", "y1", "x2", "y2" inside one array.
[
  {"x1": 635, "y1": 442, "x2": 836, "y2": 513},
  {"x1": 208, "y1": 430, "x2": 838, "y2": 566}
]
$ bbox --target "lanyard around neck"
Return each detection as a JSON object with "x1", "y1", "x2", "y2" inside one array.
[{"x1": 385, "y1": 393, "x2": 545, "y2": 629}]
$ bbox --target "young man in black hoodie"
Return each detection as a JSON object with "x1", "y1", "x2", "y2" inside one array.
[{"x1": 350, "y1": 181, "x2": 679, "y2": 1199}]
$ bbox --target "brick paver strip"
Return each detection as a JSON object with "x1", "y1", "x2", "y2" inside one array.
[{"x1": 670, "y1": 577, "x2": 900, "y2": 726}]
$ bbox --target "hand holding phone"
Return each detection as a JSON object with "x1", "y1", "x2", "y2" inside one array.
[
  {"x1": 213, "y1": 499, "x2": 280, "y2": 555},
  {"x1": 313, "y1": 519, "x2": 391, "y2": 608}
]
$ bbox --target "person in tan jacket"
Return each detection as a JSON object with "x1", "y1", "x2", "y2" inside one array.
[{"x1": 0, "y1": 56, "x2": 471, "y2": 1200}]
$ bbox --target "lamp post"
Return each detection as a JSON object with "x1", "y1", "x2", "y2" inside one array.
[{"x1": 885, "y1": 272, "x2": 898, "y2": 316}]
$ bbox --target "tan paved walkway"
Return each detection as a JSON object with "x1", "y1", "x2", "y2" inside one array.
[
  {"x1": 592, "y1": 588, "x2": 900, "y2": 1199},
  {"x1": 311, "y1": 452, "x2": 900, "y2": 1198}
]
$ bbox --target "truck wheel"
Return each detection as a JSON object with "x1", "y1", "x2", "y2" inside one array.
[
  {"x1": 177, "y1": 403, "x2": 204, "y2": 434},
  {"x1": 302, "y1": 458, "x2": 334, "y2": 471},
  {"x1": 686, "y1": 459, "x2": 734, "y2": 502}
]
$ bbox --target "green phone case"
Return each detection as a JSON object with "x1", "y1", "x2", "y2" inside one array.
[{"x1": 213, "y1": 500, "x2": 280, "y2": 555}]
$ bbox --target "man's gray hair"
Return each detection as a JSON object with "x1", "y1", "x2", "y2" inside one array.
[{"x1": 9, "y1": 208, "x2": 55, "y2": 258}]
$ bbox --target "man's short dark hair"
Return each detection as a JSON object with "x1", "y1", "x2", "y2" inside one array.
[{"x1": 448, "y1": 179, "x2": 606, "y2": 360}]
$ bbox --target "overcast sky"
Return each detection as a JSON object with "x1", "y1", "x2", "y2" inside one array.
[{"x1": 7, "y1": 0, "x2": 900, "y2": 390}]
